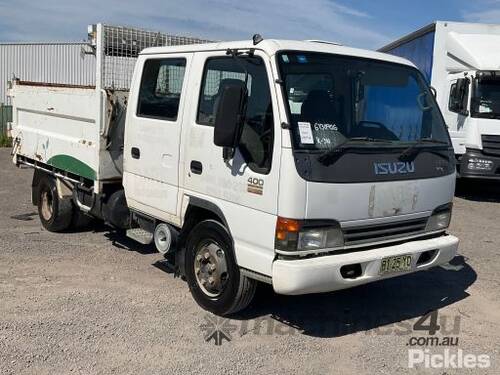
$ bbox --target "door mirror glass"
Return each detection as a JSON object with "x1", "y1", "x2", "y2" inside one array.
[
  {"x1": 448, "y1": 78, "x2": 469, "y2": 116},
  {"x1": 460, "y1": 78, "x2": 470, "y2": 116},
  {"x1": 213, "y1": 83, "x2": 248, "y2": 150}
]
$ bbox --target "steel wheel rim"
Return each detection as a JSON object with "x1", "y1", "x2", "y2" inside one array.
[
  {"x1": 40, "y1": 189, "x2": 53, "y2": 221},
  {"x1": 194, "y1": 241, "x2": 229, "y2": 297}
]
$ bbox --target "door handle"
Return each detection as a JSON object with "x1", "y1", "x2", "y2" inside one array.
[
  {"x1": 190, "y1": 160, "x2": 203, "y2": 175},
  {"x1": 131, "y1": 147, "x2": 140, "y2": 159}
]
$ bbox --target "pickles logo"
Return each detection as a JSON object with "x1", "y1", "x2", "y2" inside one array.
[
  {"x1": 407, "y1": 310, "x2": 491, "y2": 369},
  {"x1": 408, "y1": 349, "x2": 491, "y2": 369},
  {"x1": 374, "y1": 161, "x2": 415, "y2": 175}
]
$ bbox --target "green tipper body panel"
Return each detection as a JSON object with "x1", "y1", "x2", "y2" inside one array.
[{"x1": 47, "y1": 155, "x2": 96, "y2": 180}]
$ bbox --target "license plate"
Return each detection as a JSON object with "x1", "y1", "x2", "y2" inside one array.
[{"x1": 379, "y1": 254, "x2": 412, "y2": 275}]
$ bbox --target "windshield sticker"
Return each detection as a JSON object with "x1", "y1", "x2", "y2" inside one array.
[
  {"x1": 297, "y1": 122, "x2": 314, "y2": 144},
  {"x1": 313, "y1": 122, "x2": 338, "y2": 131},
  {"x1": 312, "y1": 122, "x2": 342, "y2": 148},
  {"x1": 282, "y1": 54, "x2": 289, "y2": 63},
  {"x1": 315, "y1": 136, "x2": 334, "y2": 147}
]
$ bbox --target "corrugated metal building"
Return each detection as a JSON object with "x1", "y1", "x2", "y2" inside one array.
[
  {"x1": 0, "y1": 25, "x2": 213, "y2": 104},
  {"x1": 0, "y1": 25, "x2": 212, "y2": 135},
  {"x1": 0, "y1": 42, "x2": 96, "y2": 104}
]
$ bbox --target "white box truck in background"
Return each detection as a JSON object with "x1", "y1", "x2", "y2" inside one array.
[
  {"x1": 9, "y1": 24, "x2": 459, "y2": 315},
  {"x1": 380, "y1": 21, "x2": 500, "y2": 179}
]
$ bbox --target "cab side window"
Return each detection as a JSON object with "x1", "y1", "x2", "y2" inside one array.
[
  {"x1": 197, "y1": 57, "x2": 274, "y2": 174},
  {"x1": 137, "y1": 58, "x2": 186, "y2": 121}
]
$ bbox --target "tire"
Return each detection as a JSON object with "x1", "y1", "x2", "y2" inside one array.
[
  {"x1": 185, "y1": 219, "x2": 256, "y2": 316},
  {"x1": 37, "y1": 176, "x2": 73, "y2": 232}
]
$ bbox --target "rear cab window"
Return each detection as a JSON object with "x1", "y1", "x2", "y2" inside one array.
[{"x1": 137, "y1": 58, "x2": 187, "y2": 121}]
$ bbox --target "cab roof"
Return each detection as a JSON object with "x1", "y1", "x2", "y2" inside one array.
[{"x1": 140, "y1": 39, "x2": 417, "y2": 69}]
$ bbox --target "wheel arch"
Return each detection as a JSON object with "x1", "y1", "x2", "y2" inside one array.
[
  {"x1": 180, "y1": 196, "x2": 231, "y2": 247},
  {"x1": 31, "y1": 168, "x2": 75, "y2": 206}
]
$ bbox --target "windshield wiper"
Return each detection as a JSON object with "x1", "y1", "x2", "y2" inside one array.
[
  {"x1": 399, "y1": 138, "x2": 450, "y2": 162},
  {"x1": 317, "y1": 137, "x2": 392, "y2": 166}
]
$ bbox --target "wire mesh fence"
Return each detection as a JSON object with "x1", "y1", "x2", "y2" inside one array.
[{"x1": 100, "y1": 25, "x2": 213, "y2": 90}]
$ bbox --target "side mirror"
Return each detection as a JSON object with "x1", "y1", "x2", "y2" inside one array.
[
  {"x1": 454, "y1": 78, "x2": 470, "y2": 116},
  {"x1": 213, "y1": 83, "x2": 248, "y2": 159}
]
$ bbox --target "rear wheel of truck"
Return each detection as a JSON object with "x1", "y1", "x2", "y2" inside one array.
[
  {"x1": 37, "y1": 176, "x2": 73, "y2": 232},
  {"x1": 185, "y1": 220, "x2": 256, "y2": 316}
]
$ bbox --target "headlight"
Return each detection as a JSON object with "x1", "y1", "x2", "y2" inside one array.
[
  {"x1": 298, "y1": 226, "x2": 343, "y2": 250},
  {"x1": 426, "y1": 204, "x2": 452, "y2": 231},
  {"x1": 275, "y1": 217, "x2": 344, "y2": 252}
]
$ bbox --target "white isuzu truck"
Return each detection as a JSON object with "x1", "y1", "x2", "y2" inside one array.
[
  {"x1": 9, "y1": 24, "x2": 459, "y2": 315},
  {"x1": 380, "y1": 21, "x2": 500, "y2": 179}
]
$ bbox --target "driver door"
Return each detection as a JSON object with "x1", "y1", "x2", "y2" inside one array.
[{"x1": 183, "y1": 51, "x2": 280, "y2": 214}]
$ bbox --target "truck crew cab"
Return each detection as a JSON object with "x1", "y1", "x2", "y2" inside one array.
[{"x1": 10, "y1": 25, "x2": 459, "y2": 315}]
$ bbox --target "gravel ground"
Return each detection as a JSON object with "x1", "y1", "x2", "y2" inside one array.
[{"x1": 0, "y1": 148, "x2": 499, "y2": 374}]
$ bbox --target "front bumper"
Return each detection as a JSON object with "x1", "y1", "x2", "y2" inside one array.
[
  {"x1": 459, "y1": 149, "x2": 500, "y2": 179},
  {"x1": 272, "y1": 234, "x2": 459, "y2": 295}
]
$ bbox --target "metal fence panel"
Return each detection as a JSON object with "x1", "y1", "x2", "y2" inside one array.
[
  {"x1": 0, "y1": 104, "x2": 12, "y2": 136},
  {"x1": 1, "y1": 25, "x2": 214, "y2": 103},
  {"x1": 0, "y1": 43, "x2": 96, "y2": 103}
]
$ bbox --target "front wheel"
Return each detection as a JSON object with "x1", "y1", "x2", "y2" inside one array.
[{"x1": 185, "y1": 220, "x2": 256, "y2": 316}]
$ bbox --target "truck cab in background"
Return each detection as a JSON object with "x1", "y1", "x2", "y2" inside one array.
[{"x1": 380, "y1": 21, "x2": 500, "y2": 179}]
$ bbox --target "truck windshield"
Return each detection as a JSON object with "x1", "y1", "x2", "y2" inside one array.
[
  {"x1": 471, "y1": 75, "x2": 500, "y2": 119},
  {"x1": 277, "y1": 52, "x2": 450, "y2": 151}
]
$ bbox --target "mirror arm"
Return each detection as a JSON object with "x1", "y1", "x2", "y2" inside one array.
[
  {"x1": 226, "y1": 48, "x2": 250, "y2": 87},
  {"x1": 223, "y1": 147, "x2": 235, "y2": 162},
  {"x1": 429, "y1": 86, "x2": 437, "y2": 98}
]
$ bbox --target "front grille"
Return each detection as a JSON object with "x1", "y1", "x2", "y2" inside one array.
[
  {"x1": 482, "y1": 135, "x2": 500, "y2": 156},
  {"x1": 343, "y1": 217, "x2": 428, "y2": 246}
]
